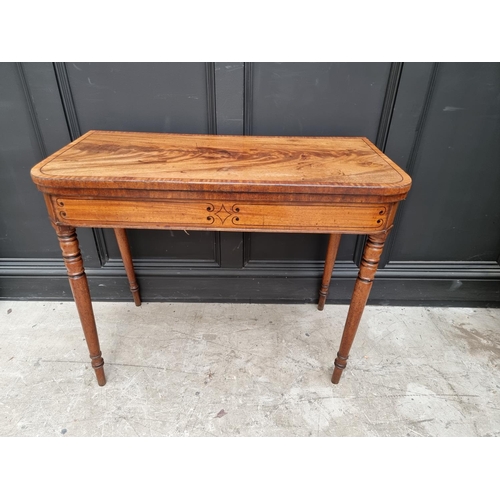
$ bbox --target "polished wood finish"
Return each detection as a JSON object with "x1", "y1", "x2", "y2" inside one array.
[
  {"x1": 31, "y1": 131, "x2": 412, "y2": 386},
  {"x1": 318, "y1": 234, "x2": 341, "y2": 311},
  {"x1": 332, "y1": 230, "x2": 390, "y2": 384},
  {"x1": 50, "y1": 197, "x2": 391, "y2": 233},
  {"x1": 114, "y1": 228, "x2": 141, "y2": 306},
  {"x1": 31, "y1": 131, "x2": 412, "y2": 197},
  {"x1": 53, "y1": 223, "x2": 106, "y2": 386}
]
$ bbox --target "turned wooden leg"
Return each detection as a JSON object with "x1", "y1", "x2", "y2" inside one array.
[
  {"x1": 54, "y1": 224, "x2": 106, "y2": 386},
  {"x1": 318, "y1": 234, "x2": 341, "y2": 311},
  {"x1": 114, "y1": 228, "x2": 141, "y2": 306},
  {"x1": 332, "y1": 231, "x2": 389, "y2": 384}
]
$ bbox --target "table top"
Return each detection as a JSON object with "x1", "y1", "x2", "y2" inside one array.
[{"x1": 31, "y1": 131, "x2": 412, "y2": 198}]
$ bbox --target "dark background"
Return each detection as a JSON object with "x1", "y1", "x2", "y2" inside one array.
[{"x1": 1, "y1": 62, "x2": 499, "y2": 305}]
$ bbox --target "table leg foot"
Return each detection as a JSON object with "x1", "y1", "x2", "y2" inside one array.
[
  {"x1": 54, "y1": 224, "x2": 106, "y2": 387},
  {"x1": 318, "y1": 234, "x2": 341, "y2": 311},
  {"x1": 331, "y1": 231, "x2": 389, "y2": 384},
  {"x1": 331, "y1": 353, "x2": 348, "y2": 384},
  {"x1": 92, "y1": 354, "x2": 106, "y2": 386},
  {"x1": 114, "y1": 228, "x2": 141, "y2": 306}
]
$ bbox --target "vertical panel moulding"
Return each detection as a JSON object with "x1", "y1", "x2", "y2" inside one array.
[
  {"x1": 53, "y1": 62, "x2": 109, "y2": 266},
  {"x1": 354, "y1": 62, "x2": 403, "y2": 268},
  {"x1": 379, "y1": 63, "x2": 440, "y2": 267},
  {"x1": 215, "y1": 62, "x2": 245, "y2": 268},
  {"x1": 53, "y1": 62, "x2": 81, "y2": 140},
  {"x1": 205, "y1": 62, "x2": 217, "y2": 135},
  {"x1": 16, "y1": 62, "x2": 47, "y2": 159},
  {"x1": 243, "y1": 62, "x2": 253, "y2": 136},
  {"x1": 242, "y1": 62, "x2": 254, "y2": 268}
]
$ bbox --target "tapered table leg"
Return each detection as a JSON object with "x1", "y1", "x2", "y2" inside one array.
[
  {"x1": 54, "y1": 224, "x2": 106, "y2": 386},
  {"x1": 114, "y1": 228, "x2": 141, "y2": 306},
  {"x1": 318, "y1": 234, "x2": 341, "y2": 311},
  {"x1": 331, "y1": 231, "x2": 389, "y2": 384}
]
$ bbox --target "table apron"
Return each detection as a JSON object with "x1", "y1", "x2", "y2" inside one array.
[{"x1": 49, "y1": 196, "x2": 394, "y2": 233}]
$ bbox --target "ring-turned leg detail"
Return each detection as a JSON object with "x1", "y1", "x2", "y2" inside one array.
[
  {"x1": 54, "y1": 223, "x2": 106, "y2": 386},
  {"x1": 114, "y1": 228, "x2": 141, "y2": 306},
  {"x1": 332, "y1": 352, "x2": 348, "y2": 384},
  {"x1": 318, "y1": 234, "x2": 341, "y2": 311},
  {"x1": 331, "y1": 231, "x2": 389, "y2": 384}
]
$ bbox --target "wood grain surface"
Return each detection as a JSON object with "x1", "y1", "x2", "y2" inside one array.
[
  {"x1": 51, "y1": 197, "x2": 391, "y2": 233},
  {"x1": 31, "y1": 130, "x2": 412, "y2": 197},
  {"x1": 30, "y1": 130, "x2": 412, "y2": 387}
]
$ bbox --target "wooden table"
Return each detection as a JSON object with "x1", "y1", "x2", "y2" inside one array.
[{"x1": 31, "y1": 131, "x2": 412, "y2": 386}]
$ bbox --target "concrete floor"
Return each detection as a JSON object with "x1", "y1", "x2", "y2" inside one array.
[{"x1": 1, "y1": 300, "x2": 499, "y2": 437}]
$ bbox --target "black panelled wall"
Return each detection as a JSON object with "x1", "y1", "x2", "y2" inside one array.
[{"x1": 1, "y1": 62, "x2": 499, "y2": 305}]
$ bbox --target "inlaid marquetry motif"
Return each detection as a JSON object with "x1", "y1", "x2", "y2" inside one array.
[
  {"x1": 56, "y1": 199, "x2": 67, "y2": 218},
  {"x1": 53, "y1": 197, "x2": 388, "y2": 233},
  {"x1": 206, "y1": 204, "x2": 241, "y2": 225}
]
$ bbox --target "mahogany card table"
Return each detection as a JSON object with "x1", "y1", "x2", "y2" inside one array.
[{"x1": 30, "y1": 131, "x2": 412, "y2": 386}]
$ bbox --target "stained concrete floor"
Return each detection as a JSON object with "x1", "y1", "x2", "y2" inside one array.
[{"x1": 1, "y1": 300, "x2": 499, "y2": 437}]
